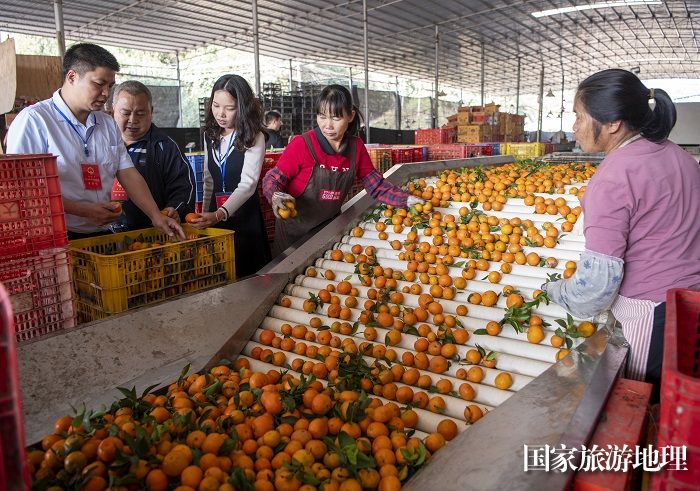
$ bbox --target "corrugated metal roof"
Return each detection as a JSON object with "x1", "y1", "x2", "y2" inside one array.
[{"x1": 2, "y1": 0, "x2": 698, "y2": 95}]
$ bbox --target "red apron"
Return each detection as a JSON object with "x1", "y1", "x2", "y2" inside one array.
[{"x1": 273, "y1": 133, "x2": 357, "y2": 255}]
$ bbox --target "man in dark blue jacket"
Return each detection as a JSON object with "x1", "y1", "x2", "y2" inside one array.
[{"x1": 112, "y1": 81, "x2": 194, "y2": 228}]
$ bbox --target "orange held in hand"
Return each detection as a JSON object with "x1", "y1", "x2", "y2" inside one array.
[
  {"x1": 185, "y1": 213, "x2": 200, "y2": 224},
  {"x1": 278, "y1": 200, "x2": 298, "y2": 219}
]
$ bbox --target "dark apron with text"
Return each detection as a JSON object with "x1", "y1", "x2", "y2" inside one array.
[
  {"x1": 273, "y1": 133, "x2": 357, "y2": 256},
  {"x1": 207, "y1": 141, "x2": 271, "y2": 278}
]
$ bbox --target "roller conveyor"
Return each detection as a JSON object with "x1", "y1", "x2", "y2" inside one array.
[{"x1": 17, "y1": 156, "x2": 628, "y2": 491}]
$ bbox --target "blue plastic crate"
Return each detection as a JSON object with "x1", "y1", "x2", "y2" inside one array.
[
  {"x1": 186, "y1": 153, "x2": 205, "y2": 173},
  {"x1": 486, "y1": 143, "x2": 500, "y2": 155}
]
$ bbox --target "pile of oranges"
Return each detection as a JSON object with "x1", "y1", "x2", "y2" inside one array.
[{"x1": 28, "y1": 359, "x2": 439, "y2": 491}]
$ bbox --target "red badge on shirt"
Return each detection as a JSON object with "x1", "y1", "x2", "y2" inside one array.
[
  {"x1": 319, "y1": 189, "x2": 342, "y2": 201},
  {"x1": 111, "y1": 179, "x2": 127, "y2": 200},
  {"x1": 80, "y1": 163, "x2": 102, "y2": 190}
]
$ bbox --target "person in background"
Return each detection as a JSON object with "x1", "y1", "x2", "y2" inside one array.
[
  {"x1": 262, "y1": 84, "x2": 422, "y2": 255},
  {"x1": 264, "y1": 110, "x2": 285, "y2": 149},
  {"x1": 550, "y1": 130, "x2": 568, "y2": 144},
  {"x1": 192, "y1": 74, "x2": 271, "y2": 277},
  {"x1": 111, "y1": 81, "x2": 194, "y2": 229},
  {"x1": 6, "y1": 43, "x2": 184, "y2": 240},
  {"x1": 543, "y1": 69, "x2": 700, "y2": 395}
]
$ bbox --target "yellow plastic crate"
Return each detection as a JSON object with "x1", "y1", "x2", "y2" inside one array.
[
  {"x1": 70, "y1": 225, "x2": 235, "y2": 321},
  {"x1": 367, "y1": 147, "x2": 392, "y2": 174},
  {"x1": 502, "y1": 142, "x2": 545, "y2": 158}
]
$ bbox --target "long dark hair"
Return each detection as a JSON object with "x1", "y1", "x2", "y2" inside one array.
[
  {"x1": 314, "y1": 85, "x2": 363, "y2": 137},
  {"x1": 204, "y1": 74, "x2": 263, "y2": 149},
  {"x1": 576, "y1": 69, "x2": 676, "y2": 143}
]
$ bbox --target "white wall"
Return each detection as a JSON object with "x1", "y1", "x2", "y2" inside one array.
[{"x1": 669, "y1": 102, "x2": 700, "y2": 146}]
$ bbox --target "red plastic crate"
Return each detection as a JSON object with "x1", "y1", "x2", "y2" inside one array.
[
  {"x1": 0, "y1": 154, "x2": 68, "y2": 257},
  {"x1": 654, "y1": 288, "x2": 700, "y2": 490},
  {"x1": 0, "y1": 283, "x2": 31, "y2": 490},
  {"x1": 465, "y1": 144, "x2": 494, "y2": 157},
  {"x1": 256, "y1": 151, "x2": 284, "y2": 243},
  {"x1": 414, "y1": 128, "x2": 455, "y2": 145},
  {"x1": 390, "y1": 147, "x2": 415, "y2": 165},
  {"x1": 1, "y1": 248, "x2": 75, "y2": 343},
  {"x1": 574, "y1": 378, "x2": 651, "y2": 491},
  {"x1": 410, "y1": 146, "x2": 426, "y2": 163},
  {"x1": 426, "y1": 144, "x2": 468, "y2": 161}
]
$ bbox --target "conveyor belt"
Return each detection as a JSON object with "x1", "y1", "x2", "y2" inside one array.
[
  {"x1": 240, "y1": 166, "x2": 588, "y2": 435},
  {"x1": 18, "y1": 156, "x2": 628, "y2": 491}
]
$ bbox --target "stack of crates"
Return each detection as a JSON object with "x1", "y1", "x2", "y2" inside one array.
[
  {"x1": 0, "y1": 284, "x2": 31, "y2": 488},
  {"x1": 457, "y1": 105, "x2": 497, "y2": 144},
  {"x1": 366, "y1": 146, "x2": 393, "y2": 174},
  {"x1": 426, "y1": 144, "x2": 467, "y2": 161},
  {"x1": 414, "y1": 128, "x2": 455, "y2": 145},
  {"x1": 654, "y1": 289, "x2": 700, "y2": 489},
  {"x1": 257, "y1": 151, "x2": 283, "y2": 244},
  {"x1": 0, "y1": 154, "x2": 75, "y2": 342},
  {"x1": 198, "y1": 98, "x2": 210, "y2": 128},
  {"x1": 503, "y1": 114, "x2": 525, "y2": 142},
  {"x1": 186, "y1": 152, "x2": 205, "y2": 212}
]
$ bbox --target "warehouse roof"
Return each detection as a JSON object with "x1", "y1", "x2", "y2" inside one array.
[{"x1": 1, "y1": 0, "x2": 698, "y2": 95}]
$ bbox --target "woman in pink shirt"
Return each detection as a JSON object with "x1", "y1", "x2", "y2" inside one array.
[{"x1": 544, "y1": 69, "x2": 700, "y2": 391}]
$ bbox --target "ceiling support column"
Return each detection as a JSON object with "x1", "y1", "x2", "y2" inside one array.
[
  {"x1": 480, "y1": 41, "x2": 485, "y2": 107},
  {"x1": 176, "y1": 51, "x2": 183, "y2": 127},
  {"x1": 515, "y1": 56, "x2": 521, "y2": 115},
  {"x1": 252, "y1": 0, "x2": 261, "y2": 95},
  {"x1": 537, "y1": 65, "x2": 544, "y2": 143},
  {"x1": 363, "y1": 0, "x2": 370, "y2": 143},
  {"x1": 433, "y1": 25, "x2": 439, "y2": 129},
  {"x1": 53, "y1": 0, "x2": 66, "y2": 58}
]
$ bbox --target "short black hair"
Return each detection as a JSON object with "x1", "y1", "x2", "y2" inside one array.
[
  {"x1": 113, "y1": 80, "x2": 152, "y2": 106},
  {"x1": 264, "y1": 110, "x2": 281, "y2": 125},
  {"x1": 63, "y1": 43, "x2": 120, "y2": 80}
]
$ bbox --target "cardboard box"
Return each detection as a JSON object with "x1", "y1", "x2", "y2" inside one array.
[{"x1": 457, "y1": 112, "x2": 471, "y2": 124}]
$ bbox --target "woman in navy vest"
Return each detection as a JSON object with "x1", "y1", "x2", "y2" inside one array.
[{"x1": 192, "y1": 74, "x2": 271, "y2": 278}]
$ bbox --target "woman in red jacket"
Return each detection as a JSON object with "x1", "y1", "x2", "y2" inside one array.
[{"x1": 263, "y1": 85, "x2": 421, "y2": 255}]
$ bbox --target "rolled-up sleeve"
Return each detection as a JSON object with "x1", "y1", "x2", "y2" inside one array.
[{"x1": 544, "y1": 249, "x2": 624, "y2": 318}]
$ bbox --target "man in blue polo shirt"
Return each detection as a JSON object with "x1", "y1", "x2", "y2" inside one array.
[
  {"x1": 7, "y1": 43, "x2": 184, "y2": 240},
  {"x1": 112, "y1": 80, "x2": 194, "y2": 229}
]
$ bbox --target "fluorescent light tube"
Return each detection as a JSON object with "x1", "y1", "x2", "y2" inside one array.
[
  {"x1": 619, "y1": 57, "x2": 684, "y2": 63},
  {"x1": 532, "y1": 1, "x2": 662, "y2": 18}
]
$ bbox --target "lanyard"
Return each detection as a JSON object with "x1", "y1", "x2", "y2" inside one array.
[
  {"x1": 51, "y1": 101, "x2": 95, "y2": 157},
  {"x1": 214, "y1": 132, "x2": 235, "y2": 192}
]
